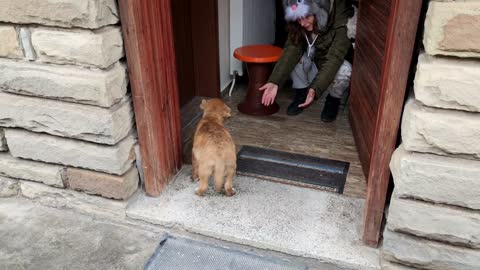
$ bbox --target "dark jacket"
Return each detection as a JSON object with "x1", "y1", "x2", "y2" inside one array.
[{"x1": 268, "y1": 0, "x2": 353, "y2": 96}]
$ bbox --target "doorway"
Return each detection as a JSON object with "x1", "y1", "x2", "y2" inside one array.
[{"x1": 118, "y1": 0, "x2": 422, "y2": 247}]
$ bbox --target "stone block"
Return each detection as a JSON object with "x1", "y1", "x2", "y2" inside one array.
[
  {"x1": 0, "y1": 59, "x2": 127, "y2": 108},
  {"x1": 20, "y1": 181, "x2": 128, "y2": 219},
  {"x1": 0, "y1": 0, "x2": 119, "y2": 29},
  {"x1": 0, "y1": 176, "x2": 19, "y2": 198},
  {"x1": 19, "y1": 28, "x2": 36, "y2": 60},
  {"x1": 0, "y1": 129, "x2": 7, "y2": 151},
  {"x1": 0, "y1": 153, "x2": 65, "y2": 187},
  {"x1": 5, "y1": 129, "x2": 136, "y2": 175},
  {"x1": 388, "y1": 197, "x2": 480, "y2": 249},
  {"x1": 380, "y1": 260, "x2": 417, "y2": 270},
  {"x1": 0, "y1": 92, "x2": 133, "y2": 145},
  {"x1": 0, "y1": 25, "x2": 23, "y2": 58},
  {"x1": 66, "y1": 167, "x2": 139, "y2": 200},
  {"x1": 383, "y1": 230, "x2": 480, "y2": 270},
  {"x1": 401, "y1": 97, "x2": 480, "y2": 160},
  {"x1": 390, "y1": 145, "x2": 480, "y2": 210},
  {"x1": 424, "y1": 1, "x2": 480, "y2": 58},
  {"x1": 32, "y1": 26, "x2": 124, "y2": 68},
  {"x1": 415, "y1": 53, "x2": 480, "y2": 112}
]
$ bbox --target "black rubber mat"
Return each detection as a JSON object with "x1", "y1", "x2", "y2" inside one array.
[
  {"x1": 145, "y1": 236, "x2": 307, "y2": 270},
  {"x1": 236, "y1": 146, "x2": 349, "y2": 194}
]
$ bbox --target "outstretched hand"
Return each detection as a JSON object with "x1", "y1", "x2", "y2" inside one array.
[
  {"x1": 298, "y1": 88, "x2": 316, "y2": 108},
  {"x1": 259, "y1": 83, "x2": 278, "y2": 106}
]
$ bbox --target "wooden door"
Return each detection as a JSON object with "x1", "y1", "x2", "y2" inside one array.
[
  {"x1": 172, "y1": 0, "x2": 221, "y2": 106},
  {"x1": 349, "y1": 0, "x2": 422, "y2": 246},
  {"x1": 118, "y1": 0, "x2": 183, "y2": 196}
]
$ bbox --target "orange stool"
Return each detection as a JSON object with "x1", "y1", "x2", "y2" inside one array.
[{"x1": 234, "y1": 45, "x2": 282, "y2": 116}]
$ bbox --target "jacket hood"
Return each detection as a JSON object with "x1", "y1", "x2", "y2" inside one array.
[{"x1": 283, "y1": 0, "x2": 333, "y2": 30}]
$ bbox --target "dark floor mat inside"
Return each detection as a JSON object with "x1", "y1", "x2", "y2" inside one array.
[
  {"x1": 145, "y1": 236, "x2": 307, "y2": 270},
  {"x1": 236, "y1": 146, "x2": 349, "y2": 194}
]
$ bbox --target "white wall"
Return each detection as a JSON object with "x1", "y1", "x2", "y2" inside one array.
[
  {"x1": 229, "y1": 0, "x2": 276, "y2": 77},
  {"x1": 218, "y1": 0, "x2": 231, "y2": 92},
  {"x1": 218, "y1": 0, "x2": 276, "y2": 92}
]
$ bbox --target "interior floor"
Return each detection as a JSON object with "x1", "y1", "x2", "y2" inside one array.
[{"x1": 223, "y1": 82, "x2": 366, "y2": 198}]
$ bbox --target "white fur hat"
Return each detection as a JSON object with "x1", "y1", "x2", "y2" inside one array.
[{"x1": 283, "y1": 0, "x2": 331, "y2": 30}]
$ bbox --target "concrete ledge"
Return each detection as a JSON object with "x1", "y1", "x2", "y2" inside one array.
[
  {"x1": 0, "y1": 92, "x2": 133, "y2": 145},
  {"x1": 0, "y1": 25, "x2": 23, "y2": 59},
  {"x1": 0, "y1": 153, "x2": 65, "y2": 188},
  {"x1": 126, "y1": 166, "x2": 380, "y2": 270},
  {"x1": 390, "y1": 145, "x2": 480, "y2": 210},
  {"x1": 424, "y1": 1, "x2": 480, "y2": 58},
  {"x1": 5, "y1": 129, "x2": 136, "y2": 175},
  {"x1": 380, "y1": 260, "x2": 417, "y2": 270},
  {"x1": 401, "y1": 97, "x2": 480, "y2": 160},
  {"x1": 388, "y1": 197, "x2": 480, "y2": 249},
  {"x1": 0, "y1": 176, "x2": 19, "y2": 198},
  {"x1": 383, "y1": 230, "x2": 480, "y2": 270},
  {"x1": 31, "y1": 26, "x2": 124, "y2": 68},
  {"x1": 414, "y1": 53, "x2": 480, "y2": 112},
  {"x1": 0, "y1": 59, "x2": 127, "y2": 108},
  {"x1": 20, "y1": 181, "x2": 128, "y2": 219},
  {"x1": 0, "y1": 0, "x2": 119, "y2": 29},
  {"x1": 66, "y1": 167, "x2": 139, "y2": 200}
]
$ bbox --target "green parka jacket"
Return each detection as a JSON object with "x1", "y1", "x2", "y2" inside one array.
[{"x1": 268, "y1": 0, "x2": 353, "y2": 96}]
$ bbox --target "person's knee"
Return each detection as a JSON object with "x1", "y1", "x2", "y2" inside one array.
[{"x1": 337, "y1": 61, "x2": 352, "y2": 81}]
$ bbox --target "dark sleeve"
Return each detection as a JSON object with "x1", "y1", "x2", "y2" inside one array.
[
  {"x1": 267, "y1": 39, "x2": 303, "y2": 88},
  {"x1": 309, "y1": 26, "x2": 351, "y2": 96}
]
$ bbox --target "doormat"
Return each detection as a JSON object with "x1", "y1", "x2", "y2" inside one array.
[
  {"x1": 236, "y1": 146, "x2": 349, "y2": 194},
  {"x1": 144, "y1": 236, "x2": 307, "y2": 270}
]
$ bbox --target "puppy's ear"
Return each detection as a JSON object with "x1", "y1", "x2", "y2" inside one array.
[
  {"x1": 200, "y1": 99, "x2": 207, "y2": 110},
  {"x1": 223, "y1": 105, "x2": 232, "y2": 117}
]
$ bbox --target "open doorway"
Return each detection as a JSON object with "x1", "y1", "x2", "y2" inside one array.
[
  {"x1": 119, "y1": 0, "x2": 422, "y2": 248},
  {"x1": 174, "y1": 0, "x2": 422, "y2": 247}
]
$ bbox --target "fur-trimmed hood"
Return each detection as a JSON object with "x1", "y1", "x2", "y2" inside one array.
[{"x1": 283, "y1": 0, "x2": 334, "y2": 30}]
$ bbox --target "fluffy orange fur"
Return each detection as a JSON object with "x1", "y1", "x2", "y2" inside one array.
[{"x1": 191, "y1": 99, "x2": 236, "y2": 196}]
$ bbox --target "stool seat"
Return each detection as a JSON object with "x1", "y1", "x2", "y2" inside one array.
[
  {"x1": 233, "y1": 44, "x2": 282, "y2": 116},
  {"x1": 234, "y1": 45, "x2": 282, "y2": 63}
]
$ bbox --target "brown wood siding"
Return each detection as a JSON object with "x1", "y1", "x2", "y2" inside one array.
[
  {"x1": 349, "y1": 0, "x2": 391, "y2": 177},
  {"x1": 350, "y1": 0, "x2": 423, "y2": 246},
  {"x1": 118, "y1": 0, "x2": 183, "y2": 196}
]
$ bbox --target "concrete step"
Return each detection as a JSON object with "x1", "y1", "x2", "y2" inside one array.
[{"x1": 126, "y1": 166, "x2": 380, "y2": 270}]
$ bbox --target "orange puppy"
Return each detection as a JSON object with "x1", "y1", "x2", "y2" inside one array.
[{"x1": 191, "y1": 99, "x2": 236, "y2": 196}]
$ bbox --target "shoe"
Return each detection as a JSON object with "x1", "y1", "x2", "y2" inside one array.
[
  {"x1": 321, "y1": 94, "x2": 341, "y2": 122},
  {"x1": 287, "y1": 88, "x2": 308, "y2": 116}
]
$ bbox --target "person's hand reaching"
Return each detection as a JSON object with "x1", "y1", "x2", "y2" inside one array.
[
  {"x1": 259, "y1": 83, "x2": 278, "y2": 106},
  {"x1": 298, "y1": 88, "x2": 316, "y2": 108}
]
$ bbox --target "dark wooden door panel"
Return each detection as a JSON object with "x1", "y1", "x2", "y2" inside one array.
[
  {"x1": 172, "y1": 0, "x2": 220, "y2": 107},
  {"x1": 350, "y1": 0, "x2": 423, "y2": 246},
  {"x1": 172, "y1": 0, "x2": 196, "y2": 106},
  {"x1": 349, "y1": 0, "x2": 391, "y2": 174},
  {"x1": 190, "y1": 0, "x2": 221, "y2": 98}
]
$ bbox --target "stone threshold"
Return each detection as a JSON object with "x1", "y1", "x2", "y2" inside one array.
[{"x1": 126, "y1": 166, "x2": 380, "y2": 270}]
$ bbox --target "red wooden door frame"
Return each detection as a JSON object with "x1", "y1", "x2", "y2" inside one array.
[
  {"x1": 118, "y1": 0, "x2": 182, "y2": 196},
  {"x1": 359, "y1": 0, "x2": 422, "y2": 246},
  {"x1": 118, "y1": 0, "x2": 422, "y2": 246}
]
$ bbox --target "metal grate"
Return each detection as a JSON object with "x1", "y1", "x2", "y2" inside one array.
[{"x1": 145, "y1": 236, "x2": 307, "y2": 270}]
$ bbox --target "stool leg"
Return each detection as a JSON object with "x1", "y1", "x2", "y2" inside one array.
[{"x1": 238, "y1": 63, "x2": 280, "y2": 116}]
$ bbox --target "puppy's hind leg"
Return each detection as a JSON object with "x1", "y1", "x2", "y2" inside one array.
[
  {"x1": 224, "y1": 165, "x2": 236, "y2": 197},
  {"x1": 214, "y1": 164, "x2": 225, "y2": 193},
  {"x1": 191, "y1": 152, "x2": 199, "y2": 181},
  {"x1": 195, "y1": 164, "x2": 212, "y2": 196}
]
